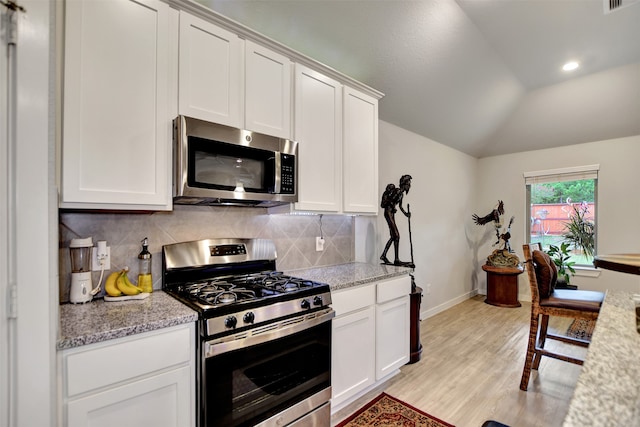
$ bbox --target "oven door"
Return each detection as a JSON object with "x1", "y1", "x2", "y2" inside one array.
[{"x1": 202, "y1": 309, "x2": 333, "y2": 427}]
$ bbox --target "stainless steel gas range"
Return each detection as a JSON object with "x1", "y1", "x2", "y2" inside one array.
[{"x1": 162, "y1": 238, "x2": 334, "y2": 427}]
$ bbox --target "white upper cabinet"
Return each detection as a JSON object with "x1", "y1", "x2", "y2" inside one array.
[
  {"x1": 294, "y1": 64, "x2": 343, "y2": 212},
  {"x1": 178, "y1": 12, "x2": 243, "y2": 128},
  {"x1": 61, "y1": 0, "x2": 173, "y2": 210},
  {"x1": 245, "y1": 40, "x2": 292, "y2": 139},
  {"x1": 343, "y1": 87, "x2": 379, "y2": 214}
]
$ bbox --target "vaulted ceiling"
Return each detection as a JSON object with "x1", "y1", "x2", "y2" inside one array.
[{"x1": 202, "y1": 0, "x2": 640, "y2": 158}]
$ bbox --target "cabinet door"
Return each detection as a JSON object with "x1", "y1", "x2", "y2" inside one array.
[
  {"x1": 294, "y1": 64, "x2": 342, "y2": 212},
  {"x1": 343, "y1": 87, "x2": 378, "y2": 214},
  {"x1": 179, "y1": 11, "x2": 242, "y2": 128},
  {"x1": 375, "y1": 295, "x2": 410, "y2": 380},
  {"x1": 245, "y1": 40, "x2": 292, "y2": 139},
  {"x1": 67, "y1": 366, "x2": 192, "y2": 427},
  {"x1": 61, "y1": 0, "x2": 171, "y2": 210},
  {"x1": 331, "y1": 305, "x2": 376, "y2": 408}
]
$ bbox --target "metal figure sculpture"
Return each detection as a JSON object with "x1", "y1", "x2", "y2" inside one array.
[
  {"x1": 473, "y1": 200, "x2": 520, "y2": 267},
  {"x1": 380, "y1": 174, "x2": 414, "y2": 267}
]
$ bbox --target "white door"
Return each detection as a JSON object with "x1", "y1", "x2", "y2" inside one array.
[
  {"x1": 343, "y1": 87, "x2": 379, "y2": 214},
  {"x1": 67, "y1": 366, "x2": 192, "y2": 427},
  {"x1": 0, "y1": 3, "x2": 10, "y2": 422},
  {"x1": 245, "y1": 40, "x2": 292, "y2": 138},
  {"x1": 61, "y1": 0, "x2": 171, "y2": 209},
  {"x1": 294, "y1": 64, "x2": 342, "y2": 212},
  {"x1": 331, "y1": 306, "x2": 376, "y2": 407},
  {"x1": 376, "y1": 296, "x2": 410, "y2": 379},
  {"x1": 179, "y1": 11, "x2": 242, "y2": 127}
]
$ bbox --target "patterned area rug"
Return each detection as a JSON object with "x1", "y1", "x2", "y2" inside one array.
[
  {"x1": 336, "y1": 393, "x2": 455, "y2": 427},
  {"x1": 566, "y1": 318, "x2": 596, "y2": 340}
]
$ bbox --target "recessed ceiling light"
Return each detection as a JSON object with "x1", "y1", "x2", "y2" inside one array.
[{"x1": 562, "y1": 61, "x2": 579, "y2": 71}]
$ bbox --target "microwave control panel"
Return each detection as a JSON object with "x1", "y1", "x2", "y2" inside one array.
[{"x1": 280, "y1": 154, "x2": 295, "y2": 194}]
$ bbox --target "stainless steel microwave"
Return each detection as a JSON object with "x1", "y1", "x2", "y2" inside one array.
[{"x1": 174, "y1": 116, "x2": 298, "y2": 207}]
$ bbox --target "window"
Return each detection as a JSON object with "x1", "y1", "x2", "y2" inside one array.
[{"x1": 525, "y1": 165, "x2": 598, "y2": 267}]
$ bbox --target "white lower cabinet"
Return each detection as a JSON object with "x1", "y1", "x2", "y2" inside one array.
[
  {"x1": 331, "y1": 285, "x2": 376, "y2": 408},
  {"x1": 376, "y1": 295, "x2": 411, "y2": 379},
  {"x1": 331, "y1": 275, "x2": 411, "y2": 411},
  {"x1": 60, "y1": 324, "x2": 195, "y2": 427}
]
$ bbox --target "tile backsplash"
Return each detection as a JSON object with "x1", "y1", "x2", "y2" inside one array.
[{"x1": 59, "y1": 205, "x2": 354, "y2": 303}]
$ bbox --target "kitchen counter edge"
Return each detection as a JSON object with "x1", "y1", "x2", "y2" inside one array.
[
  {"x1": 562, "y1": 290, "x2": 640, "y2": 426},
  {"x1": 57, "y1": 291, "x2": 198, "y2": 351},
  {"x1": 286, "y1": 262, "x2": 414, "y2": 291}
]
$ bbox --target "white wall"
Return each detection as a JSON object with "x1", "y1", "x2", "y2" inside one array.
[
  {"x1": 476, "y1": 135, "x2": 640, "y2": 299},
  {"x1": 366, "y1": 121, "x2": 479, "y2": 318}
]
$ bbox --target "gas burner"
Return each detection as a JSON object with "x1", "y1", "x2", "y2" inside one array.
[
  {"x1": 180, "y1": 281, "x2": 257, "y2": 306},
  {"x1": 260, "y1": 276, "x2": 317, "y2": 293},
  {"x1": 214, "y1": 291, "x2": 237, "y2": 304},
  {"x1": 267, "y1": 279, "x2": 301, "y2": 292}
]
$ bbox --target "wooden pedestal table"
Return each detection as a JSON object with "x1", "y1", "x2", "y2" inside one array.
[
  {"x1": 408, "y1": 285, "x2": 423, "y2": 364},
  {"x1": 482, "y1": 264, "x2": 524, "y2": 308}
]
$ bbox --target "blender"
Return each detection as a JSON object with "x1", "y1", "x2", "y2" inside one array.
[{"x1": 69, "y1": 237, "x2": 95, "y2": 303}]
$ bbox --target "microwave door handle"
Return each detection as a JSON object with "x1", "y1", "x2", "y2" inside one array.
[{"x1": 273, "y1": 152, "x2": 281, "y2": 194}]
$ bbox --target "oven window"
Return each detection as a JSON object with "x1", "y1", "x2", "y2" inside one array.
[
  {"x1": 188, "y1": 136, "x2": 275, "y2": 193},
  {"x1": 204, "y1": 321, "x2": 331, "y2": 427}
]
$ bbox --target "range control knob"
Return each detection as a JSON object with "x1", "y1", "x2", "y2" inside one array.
[
  {"x1": 243, "y1": 312, "x2": 255, "y2": 324},
  {"x1": 313, "y1": 296, "x2": 323, "y2": 306},
  {"x1": 300, "y1": 299, "x2": 311, "y2": 310},
  {"x1": 224, "y1": 316, "x2": 237, "y2": 329}
]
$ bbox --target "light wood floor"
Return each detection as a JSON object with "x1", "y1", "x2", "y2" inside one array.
[{"x1": 331, "y1": 295, "x2": 587, "y2": 427}]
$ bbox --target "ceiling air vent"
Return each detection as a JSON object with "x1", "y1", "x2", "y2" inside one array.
[{"x1": 604, "y1": 0, "x2": 639, "y2": 14}]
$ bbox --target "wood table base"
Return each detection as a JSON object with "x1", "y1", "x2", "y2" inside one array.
[{"x1": 482, "y1": 264, "x2": 524, "y2": 308}]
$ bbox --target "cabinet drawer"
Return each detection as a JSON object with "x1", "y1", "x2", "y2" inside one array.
[
  {"x1": 65, "y1": 325, "x2": 192, "y2": 397},
  {"x1": 376, "y1": 276, "x2": 411, "y2": 304},
  {"x1": 331, "y1": 284, "x2": 376, "y2": 316}
]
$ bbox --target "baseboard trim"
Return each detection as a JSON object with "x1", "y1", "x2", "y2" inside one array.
[
  {"x1": 420, "y1": 289, "x2": 479, "y2": 320},
  {"x1": 330, "y1": 369, "x2": 401, "y2": 414}
]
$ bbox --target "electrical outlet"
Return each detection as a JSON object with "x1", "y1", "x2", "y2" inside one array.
[
  {"x1": 316, "y1": 237, "x2": 325, "y2": 252},
  {"x1": 92, "y1": 242, "x2": 111, "y2": 271},
  {"x1": 425, "y1": 283, "x2": 432, "y2": 295}
]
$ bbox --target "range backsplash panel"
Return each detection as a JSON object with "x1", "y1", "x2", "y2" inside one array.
[{"x1": 59, "y1": 205, "x2": 354, "y2": 303}]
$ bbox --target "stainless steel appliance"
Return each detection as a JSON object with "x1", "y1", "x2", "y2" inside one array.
[
  {"x1": 174, "y1": 116, "x2": 298, "y2": 207},
  {"x1": 162, "y1": 238, "x2": 333, "y2": 427}
]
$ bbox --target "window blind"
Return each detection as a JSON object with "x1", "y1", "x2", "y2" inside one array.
[{"x1": 524, "y1": 164, "x2": 599, "y2": 185}]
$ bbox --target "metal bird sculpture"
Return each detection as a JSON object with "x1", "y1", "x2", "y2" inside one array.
[{"x1": 472, "y1": 200, "x2": 504, "y2": 226}]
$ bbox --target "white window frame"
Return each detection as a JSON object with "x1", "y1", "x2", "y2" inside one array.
[{"x1": 524, "y1": 164, "x2": 599, "y2": 272}]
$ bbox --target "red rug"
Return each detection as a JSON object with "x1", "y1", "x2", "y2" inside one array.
[{"x1": 336, "y1": 393, "x2": 455, "y2": 427}]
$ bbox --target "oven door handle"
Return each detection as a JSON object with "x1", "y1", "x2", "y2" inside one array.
[{"x1": 204, "y1": 308, "x2": 334, "y2": 358}]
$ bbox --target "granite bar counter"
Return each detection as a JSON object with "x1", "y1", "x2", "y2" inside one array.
[
  {"x1": 286, "y1": 262, "x2": 413, "y2": 291},
  {"x1": 57, "y1": 291, "x2": 198, "y2": 350},
  {"x1": 563, "y1": 290, "x2": 640, "y2": 427}
]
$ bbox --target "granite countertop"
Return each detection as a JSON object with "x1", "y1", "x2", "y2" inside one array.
[
  {"x1": 57, "y1": 263, "x2": 410, "y2": 351},
  {"x1": 286, "y1": 262, "x2": 413, "y2": 291},
  {"x1": 563, "y1": 290, "x2": 640, "y2": 427},
  {"x1": 57, "y1": 291, "x2": 198, "y2": 351}
]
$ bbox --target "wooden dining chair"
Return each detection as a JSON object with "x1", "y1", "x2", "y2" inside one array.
[{"x1": 520, "y1": 243, "x2": 604, "y2": 391}]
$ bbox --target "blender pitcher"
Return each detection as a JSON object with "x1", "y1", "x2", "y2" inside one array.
[{"x1": 69, "y1": 237, "x2": 93, "y2": 303}]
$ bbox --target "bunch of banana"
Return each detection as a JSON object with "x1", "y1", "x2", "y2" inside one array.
[
  {"x1": 105, "y1": 269, "x2": 144, "y2": 297},
  {"x1": 116, "y1": 269, "x2": 144, "y2": 295},
  {"x1": 105, "y1": 271, "x2": 123, "y2": 297}
]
